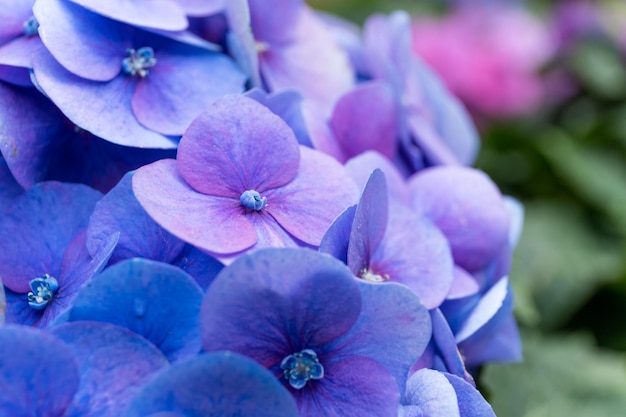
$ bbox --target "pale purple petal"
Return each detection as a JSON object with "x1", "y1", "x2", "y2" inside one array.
[
  {"x1": 461, "y1": 315, "x2": 522, "y2": 366},
  {"x1": 448, "y1": 266, "x2": 480, "y2": 300},
  {"x1": 177, "y1": 0, "x2": 224, "y2": 16},
  {"x1": 267, "y1": 146, "x2": 359, "y2": 246},
  {"x1": 345, "y1": 150, "x2": 411, "y2": 205},
  {"x1": 34, "y1": 0, "x2": 130, "y2": 81},
  {"x1": 0, "y1": 36, "x2": 45, "y2": 70},
  {"x1": 330, "y1": 81, "x2": 398, "y2": 162},
  {"x1": 444, "y1": 373, "x2": 497, "y2": 417},
  {"x1": 177, "y1": 95, "x2": 299, "y2": 196},
  {"x1": 132, "y1": 45, "x2": 244, "y2": 135},
  {"x1": 33, "y1": 50, "x2": 176, "y2": 148},
  {"x1": 225, "y1": 0, "x2": 261, "y2": 87},
  {"x1": 0, "y1": 0, "x2": 34, "y2": 45},
  {"x1": 319, "y1": 205, "x2": 357, "y2": 264},
  {"x1": 371, "y1": 203, "x2": 454, "y2": 309},
  {"x1": 403, "y1": 369, "x2": 460, "y2": 417},
  {"x1": 248, "y1": 0, "x2": 303, "y2": 43},
  {"x1": 132, "y1": 159, "x2": 258, "y2": 254},
  {"x1": 67, "y1": 0, "x2": 188, "y2": 31},
  {"x1": 260, "y1": 7, "x2": 354, "y2": 113},
  {"x1": 346, "y1": 169, "x2": 388, "y2": 274},
  {"x1": 409, "y1": 166, "x2": 510, "y2": 272}
]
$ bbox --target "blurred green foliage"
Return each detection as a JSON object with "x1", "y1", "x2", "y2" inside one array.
[{"x1": 307, "y1": 0, "x2": 626, "y2": 415}]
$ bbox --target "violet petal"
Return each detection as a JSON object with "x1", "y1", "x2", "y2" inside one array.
[
  {"x1": 132, "y1": 159, "x2": 258, "y2": 254},
  {"x1": 177, "y1": 95, "x2": 299, "y2": 196}
]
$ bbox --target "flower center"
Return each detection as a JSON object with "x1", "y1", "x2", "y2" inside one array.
[
  {"x1": 280, "y1": 349, "x2": 324, "y2": 389},
  {"x1": 27, "y1": 274, "x2": 59, "y2": 310},
  {"x1": 22, "y1": 16, "x2": 39, "y2": 37},
  {"x1": 122, "y1": 47, "x2": 157, "y2": 78},
  {"x1": 358, "y1": 268, "x2": 389, "y2": 282},
  {"x1": 240, "y1": 190, "x2": 267, "y2": 211}
]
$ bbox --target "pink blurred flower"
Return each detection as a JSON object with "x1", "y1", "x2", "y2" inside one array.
[{"x1": 411, "y1": 5, "x2": 554, "y2": 120}]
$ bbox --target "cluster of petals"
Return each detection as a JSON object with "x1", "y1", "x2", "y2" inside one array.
[{"x1": 0, "y1": 0, "x2": 526, "y2": 416}]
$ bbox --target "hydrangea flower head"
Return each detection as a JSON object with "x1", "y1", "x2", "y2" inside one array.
[
  {"x1": 201, "y1": 248, "x2": 431, "y2": 416},
  {"x1": 133, "y1": 95, "x2": 358, "y2": 259}
]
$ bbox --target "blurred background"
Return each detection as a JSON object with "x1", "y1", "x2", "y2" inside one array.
[{"x1": 310, "y1": 0, "x2": 626, "y2": 415}]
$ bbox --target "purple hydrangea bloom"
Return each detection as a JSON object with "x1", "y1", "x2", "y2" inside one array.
[
  {"x1": 322, "y1": 169, "x2": 454, "y2": 309},
  {"x1": 201, "y1": 248, "x2": 431, "y2": 416},
  {"x1": 65, "y1": 258, "x2": 205, "y2": 362},
  {"x1": 0, "y1": 181, "x2": 117, "y2": 327},
  {"x1": 125, "y1": 352, "x2": 299, "y2": 417},
  {"x1": 0, "y1": 325, "x2": 80, "y2": 416},
  {"x1": 133, "y1": 95, "x2": 358, "y2": 260},
  {"x1": 51, "y1": 321, "x2": 169, "y2": 417},
  {"x1": 226, "y1": 0, "x2": 354, "y2": 113},
  {"x1": 363, "y1": 11, "x2": 479, "y2": 171},
  {"x1": 32, "y1": 0, "x2": 245, "y2": 147}
]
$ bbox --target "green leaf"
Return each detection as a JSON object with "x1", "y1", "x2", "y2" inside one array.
[
  {"x1": 537, "y1": 127, "x2": 626, "y2": 234},
  {"x1": 510, "y1": 201, "x2": 623, "y2": 328},
  {"x1": 568, "y1": 41, "x2": 626, "y2": 99},
  {"x1": 481, "y1": 331, "x2": 626, "y2": 417}
]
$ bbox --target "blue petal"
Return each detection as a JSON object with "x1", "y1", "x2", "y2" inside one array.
[
  {"x1": 51, "y1": 321, "x2": 168, "y2": 417},
  {"x1": 124, "y1": 352, "x2": 299, "y2": 417},
  {"x1": 0, "y1": 325, "x2": 79, "y2": 417},
  {"x1": 67, "y1": 258, "x2": 204, "y2": 362}
]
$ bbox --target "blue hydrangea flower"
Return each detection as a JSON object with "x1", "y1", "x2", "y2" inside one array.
[
  {"x1": 133, "y1": 95, "x2": 358, "y2": 260},
  {"x1": 32, "y1": 0, "x2": 245, "y2": 147},
  {"x1": 0, "y1": 182, "x2": 117, "y2": 327},
  {"x1": 201, "y1": 248, "x2": 431, "y2": 416}
]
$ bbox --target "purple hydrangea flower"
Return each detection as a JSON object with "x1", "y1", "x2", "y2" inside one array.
[
  {"x1": 363, "y1": 11, "x2": 479, "y2": 171},
  {"x1": 321, "y1": 169, "x2": 454, "y2": 309},
  {"x1": 0, "y1": 181, "x2": 117, "y2": 327},
  {"x1": 0, "y1": 325, "x2": 80, "y2": 416},
  {"x1": 226, "y1": 0, "x2": 354, "y2": 113},
  {"x1": 125, "y1": 352, "x2": 299, "y2": 417},
  {"x1": 201, "y1": 248, "x2": 431, "y2": 416},
  {"x1": 133, "y1": 95, "x2": 358, "y2": 260},
  {"x1": 32, "y1": 0, "x2": 245, "y2": 147}
]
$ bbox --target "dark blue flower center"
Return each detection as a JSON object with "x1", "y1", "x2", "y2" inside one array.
[
  {"x1": 122, "y1": 47, "x2": 157, "y2": 78},
  {"x1": 280, "y1": 349, "x2": 324, "y2": 389},
  {"x1": 240, "y1": 190, "x2": 267, "y2": 211},
  {"x1": 27, "y1": 274, "x2": 59, "y2": 310},
  {"x1": 22, "y1": 16, "x2": 39, "y2": 37}
]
